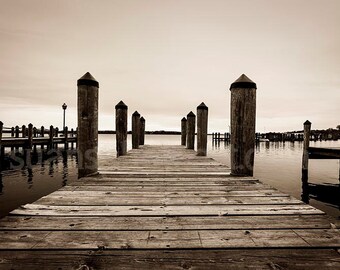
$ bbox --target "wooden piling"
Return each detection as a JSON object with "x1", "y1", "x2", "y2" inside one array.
[
  {"x1": 15, "y1": 126, "x2": 19, "y2": 151},
  {"x1": 197, "y1": 102, "x2": 208, "y2": 156},
  {"x1": 115, "y1": 101, "x2": 128, "y2": 157},
  {"x1": 55, "y1": 127, "x2": 59, "y2": 138},
  {"x1": 77, "y1": 72, "x2": 99, "y2": 178},
  {"x1": 15, "y1": 126, "x2": 19, "y2": 138},
  {"x1": 27, "y1": 124, "x2": 33, "y2": 149},
  {"x1": 22, "y1": 125, "x2": 26, "y2": 138},
  {"x1": 186, "y1": 111, "x2": 196, "y2": 150},
  {"x1": 48, "y1": 126, "x2": 54, "y2": 150},
  {"x1": 11, "y1": 127, "x2": 14, "y2": 151},
  {"x1": 139, "y1": 117, "x2": 145, "y2": 146},
  {"x1": 64, "y1": 126, "x2": 69, "y2": 150},
  {"x1": 230, "y1": 74, "x2": 257, "y2": 176},
  {"x1": 40, "y1": 126, "x2": 45, "y2": 150},
  {"x1": 181, "y1": 117, "x2": 187, "y2": 146},
  {"x1": 25, "y1": 123, "x2": 33, "y2": 168},
  {"x1": 132, "y1": 111, "x2": 140, "y2": 149},
  {"x1": 0, "y1": 121, "x2": 3, "y2": 171},
  {"x1": 302, "y1": 120, "x2": 311, "y2": 181}
]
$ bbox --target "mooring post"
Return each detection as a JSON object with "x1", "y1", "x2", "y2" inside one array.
[
  {"x1": 48, "y1": 125, "x2": 54, "y2": 150},
  {"x1": 10, "y1": 127, "x2": 14, "y2": 151},
  {"x1": 15, "y1": 126, "x2": 19, "y2": 151},
  {"x1": 77, "y1": 72, "x2": 99, "y2": 178},
  {"x1": 22, "y1": 125, "x2": 26, "y2": 138},
  {"x1": 64, "y1": 126, "x2": 69, "y2": 150},
  {"x1": 186, "y1": 111, "x2": 196, "y2": 150},
  {"x1": 33, "y1": 126, "x2": 37, "y2": 153},
  {"x1": 40, "y1": 126, "x2": 45, "y2": 150},
  {"x1": 302, "y1": 120, "x2": 311, "y2": 181},
  {"x1": 25, "y1": 123, "x2": 33, "y2": 168},
  {"x1": 0, "y1": 121, "x2": 3, "y2": 171},
  {"x1": 181, "y1": 117, "x2": 187, "y2": 146},
  {"x1": 230, "y1": 74, "x2": 257, "y2": 176},
  {"x1": 139, "y1": 117, "x2": 145, "y2": 146},
  {"x1": 197, "y1": 102, "x2": 208, "y2": 156},
  {"x1": 55, "y1": 127, "x2": 59, "y2": 138},
  {"x1": 132, "y1": 111, "x2": 140, "y2": 149},
  {"x1": 115, "y1": 101, "x2": 128, "y2": 157}
]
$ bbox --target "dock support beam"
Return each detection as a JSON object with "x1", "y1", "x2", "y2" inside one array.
[
  {"x1": 132, "y1": 111, "x2": 140, "y2": 149},
  {"x1": 64, "y1": 126, "x2": 69, "y2": 150},
  {"x1": 0, "y1": 121, "x2": 3, "y2": 171},
  {"x1": 77, "y1": 72, "x2": 99, "y2": 178},
  {"x1": 197, "y1": 102, "x2": 208, "y2": 156},
  {"x1": 302, "y1": 120, "x2": 311, "y2": 181},
  {"x1": 187, "y1": 111, "x2": 196, "y2": 150},
  {"x1": 230, "y1": 74, "x2": 257, "y2": 176},
  {"x1": 181, "y1": 117, "x2": 187, "y2": 146},
  {"x1": 139, "y1": 117, "x2": 145, "y2": 146},
  {"x1": 115, "y1": 101, "x2": 128, "y2": 157}
]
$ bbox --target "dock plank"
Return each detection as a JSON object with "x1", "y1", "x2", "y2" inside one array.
[{"x1": 0, "y1": 144, "x2": 339, "y2": 268}]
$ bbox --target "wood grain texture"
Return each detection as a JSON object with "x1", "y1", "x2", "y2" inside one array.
[{"x1": 0, "y1": 144, "x2": 339, "y2": 268}]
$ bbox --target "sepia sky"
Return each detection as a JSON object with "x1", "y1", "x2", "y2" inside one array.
[{"x1": 0, "y1": 0, "x2": 339, "y2": 132}]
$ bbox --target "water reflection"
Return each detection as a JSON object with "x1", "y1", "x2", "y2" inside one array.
[{"x1": 0, "y1": 148, "x2": 78, "y2": 217}]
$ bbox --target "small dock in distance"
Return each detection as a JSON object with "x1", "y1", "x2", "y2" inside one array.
[{"x1": 0, "y1": 145, "x2": 340, "y2": 269}]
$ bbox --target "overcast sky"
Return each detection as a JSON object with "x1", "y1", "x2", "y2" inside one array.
[{"x1": 0, "y1": 0, "x2": 339, "y2": 132}]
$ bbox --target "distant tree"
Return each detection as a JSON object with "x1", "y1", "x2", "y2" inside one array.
[{"x1": 337, "y1": 125, "x2": 340, "y2": 130}]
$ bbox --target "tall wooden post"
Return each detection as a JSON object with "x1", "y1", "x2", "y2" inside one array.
[
  {"x1": 0, "y1": 121, "x2": 3, "y2": 171},
  {"x1": 186, "y1": 111, "x2": 196, "y2": 150},
  {"x1": 139, "y1": 117, "x2": 145, "y2": 146},
  {"x1": 197, "y1": 102, "x2": 208, "y2": 156},
  {"x1": 24, "y1": 123, "x2": 33, "y2": 168},
  {"x1": 15, "y1": 126, "x2": 19, "y2": 138},
  {"x1": 132, "y1": 111, "x2": 140, "y2": 149},
  {"x1": 48, "y1": 125, "x2": 54, "y2": 150},
  {"x1": 302, "y1": 120, "x2": 311, "y2": 181},
  {"x1": 181, "y1": 117, "x2": 187, "y2": 146},
  {"x1": 11, "y1": 127, "x2": 14, "y2": 151},
  {"x1": 115, "y1": 101, "x2": 128, "y2": 157},
  {"x1": 230, "y1": 74, "x2": 257, "y2": 176},
  {"x1": 77, "y1": 72, "x2": 99, "y2": 178},
  {"x1": 40, "y1": 126, "x2": 45, "y2": 150},
  {"x1": 22, "y1": 125, "x2": 26, "y2": 138}
]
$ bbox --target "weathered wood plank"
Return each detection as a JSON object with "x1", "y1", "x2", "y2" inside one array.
[
  {"x1": 49, "y1": 190, "x2": 290, "y2": 197},
  {"x1": 60, "y1": 185, "x2": 274, "y2": 192},
  {"x1": 0, "y1": 249, "x2": 339, "y2": 270},
  {"x1": 0, "y1": 215, "x2": 331, "y2": 231},
  {"x1": 0, "y1": 229, "x2": 339, "y2": 249},
  {"x1": 10, "y1": 204, "x2": 324, "y2": 216},
  {"x1": 35, "y1": 195, "x2": 303, "y2": 206}
]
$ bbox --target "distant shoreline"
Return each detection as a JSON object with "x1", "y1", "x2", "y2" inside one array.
[{"x1": 99, "y1": 130, "x2": 181, "y2": 135}]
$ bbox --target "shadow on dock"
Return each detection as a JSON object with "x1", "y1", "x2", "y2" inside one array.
[{"x1": 302, "y1": 180, "x2": 340, "y2": 209}]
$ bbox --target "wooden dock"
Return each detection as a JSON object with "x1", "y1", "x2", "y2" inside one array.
[{"x1": 1, "y1": 145, "x2": 340, "y2": 269}]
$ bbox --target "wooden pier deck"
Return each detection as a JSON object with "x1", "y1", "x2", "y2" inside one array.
[{"x1": 1, "y1": 145, "x2": 340, "y2": 269}]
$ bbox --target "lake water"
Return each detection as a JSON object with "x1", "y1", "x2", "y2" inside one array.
[{"x1": 0, "y1": 135, "x2": 339, "y2": 219}]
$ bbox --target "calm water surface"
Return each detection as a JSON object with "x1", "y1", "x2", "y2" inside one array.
[{"x1": 1, "y1": 134, "x2": 339, "y2": 218}]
